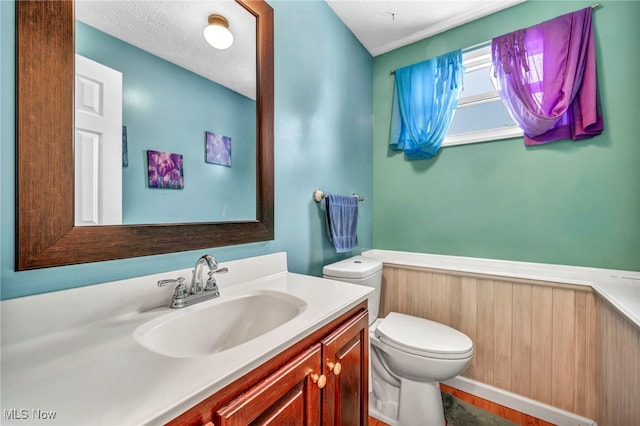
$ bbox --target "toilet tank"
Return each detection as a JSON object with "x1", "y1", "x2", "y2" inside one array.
[{"x1": 323, "y1": 256, "x2": 383, "y2": 324}]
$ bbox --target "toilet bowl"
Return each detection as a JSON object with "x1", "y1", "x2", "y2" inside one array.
[{"x1": 323, "y1": 256, "x2": 473, "y2": 426}]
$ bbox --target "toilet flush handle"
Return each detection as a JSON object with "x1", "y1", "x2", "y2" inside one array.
[{"x1": 327, "y1": 361, "x2": 342, "y2": 376}]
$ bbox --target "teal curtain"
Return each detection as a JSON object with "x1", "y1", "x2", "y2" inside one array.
[{"x1": 390, "y1": 50, "x2": 464, "y2": 159}]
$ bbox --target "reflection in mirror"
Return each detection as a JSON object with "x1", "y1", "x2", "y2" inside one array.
[
  {"x1": 16, "y1": 0, "x2": 274, "y2": 270},
  {"x1": 74, "y1": 1, "x2": 257, "y2": 225}
]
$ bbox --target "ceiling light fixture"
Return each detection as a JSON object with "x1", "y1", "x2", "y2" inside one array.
[{"x1": 203, "y1": 14, "x2": 234, "y2": 50}]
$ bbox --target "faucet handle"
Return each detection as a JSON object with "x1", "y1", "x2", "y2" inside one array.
[
  {"x1": 203, "y1": 267, "x2": 227, "y2": 294},
  {"x1": 158, "y1": 276, "x2": 186, "y2": 287},
  {"x1": 158, "y1": 277, "x2": 187, "y2": 308},
  {"x1": 204, "y1": 279, "x2": 219, "y2": 295},
  {"x1": 170, "y1": 278, "x2": 188, "y2": 309}
]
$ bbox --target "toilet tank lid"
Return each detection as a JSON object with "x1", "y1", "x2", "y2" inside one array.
[{"x1": 323, "y1": 256, "x2": 382, "y2": 279}]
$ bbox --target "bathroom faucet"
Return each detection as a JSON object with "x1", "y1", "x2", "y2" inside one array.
[
  {"x1": 191, "y1": 254, "x2": 227, "y2": 295},
  {"x1": 157, "y1": 254, "x2": 228, "y2": 309}
]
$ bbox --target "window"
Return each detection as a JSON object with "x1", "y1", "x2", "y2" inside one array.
[{"x1": 442, "y1": 44, "x2": 523, "y2": 147}]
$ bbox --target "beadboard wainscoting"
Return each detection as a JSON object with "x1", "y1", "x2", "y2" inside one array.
[
  {"x1": 598, "y1": 297, "x2": 640, "y2": 425},
  {"x1": 378, "y1": 263, "x2": 638, "y2": 425}
]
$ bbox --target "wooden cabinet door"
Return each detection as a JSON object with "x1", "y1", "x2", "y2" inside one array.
[
  {"x1": 321, "y1": 310, "x2": 369, "y2": 426},
  {"x1": 215, "y1": 344, "x2": 323, "y2": 426}
]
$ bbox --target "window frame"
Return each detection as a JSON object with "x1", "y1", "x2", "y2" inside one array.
[{"x1": 442, "y1": 44, "x2": 523, "y2": 147}]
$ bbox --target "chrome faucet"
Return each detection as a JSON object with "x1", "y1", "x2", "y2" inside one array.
[
  {"x1": 157, "y1": 254, "x2": 228, "y2": 309},
  {"x1": 191, "y1": 254, "x2": 226, "y2": 295}
]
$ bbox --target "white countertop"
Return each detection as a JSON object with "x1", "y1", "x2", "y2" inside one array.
[
  {"x1": 0, "y1": 253, "x2": 372, "y2": 425},
  {"x1": 363, "y1": 249, "x2": 640, "y2": 328}
]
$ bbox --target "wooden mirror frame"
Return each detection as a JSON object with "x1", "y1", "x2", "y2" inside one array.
[{"x1": 16, "y1": 0, "x2": 274, "y2": 270}]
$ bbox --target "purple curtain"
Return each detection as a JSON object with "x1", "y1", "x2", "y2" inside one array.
[{"x1": 491, "y1": 8, "x2": 603, "y2": 146}]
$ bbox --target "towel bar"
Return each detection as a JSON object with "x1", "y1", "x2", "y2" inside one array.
[{"x1": 313, "y1": 189, "x2": 364, "y2": 203}]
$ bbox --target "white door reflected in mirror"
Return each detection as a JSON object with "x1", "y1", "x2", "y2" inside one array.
[{"x1": 74, "y1": 54, "x2": 123, "y2": 226}]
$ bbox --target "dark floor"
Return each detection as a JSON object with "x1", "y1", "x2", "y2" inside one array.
[
  {"x1": 370, "y1": 392, "x2": 519, "y2": 426},
  {"x1": 442, "y1": 392, "x2": 518, "y2": 426}
]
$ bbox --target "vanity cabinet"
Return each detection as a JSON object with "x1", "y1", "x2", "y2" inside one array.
[
  {"x1": 215, "y1": 344, "x2": 322, "y2": 425},
  {"x1": 167, "y1": 302, "x2": 369, "y2": 426},
  {"x1": 321, "y1": 310, "x2": 369, "y2": 426}
]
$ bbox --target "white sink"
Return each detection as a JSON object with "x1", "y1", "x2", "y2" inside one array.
[{"x1": 134, "y1": 290, "x2": 307, "y2": 358}]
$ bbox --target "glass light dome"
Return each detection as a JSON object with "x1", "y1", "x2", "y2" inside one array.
[{"x1": 203, "y1": 15, "x2": 234, "y2": 50}]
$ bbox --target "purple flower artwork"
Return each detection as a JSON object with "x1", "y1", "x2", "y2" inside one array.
[
  {"x1": 205, "y1": 131, "x2": 231, "y2": 167},
  {"x1": 147, "y1": 150, "x2": 184, "y2": 189}
]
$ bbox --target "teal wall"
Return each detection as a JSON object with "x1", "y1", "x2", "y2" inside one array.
[
  {"x1": 373, "y1": 0, "x2": 640, "y2": 271},
  {"x1": 0, "y1": 0, "x2": 373, "y2": 299},
  {"x1": 76, "y1": 22, "x2": 256, "y2": 224}
]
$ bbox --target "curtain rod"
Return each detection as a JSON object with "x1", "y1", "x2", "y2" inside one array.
[{"x1": 389, "y1": 3, "x2": 602, "y2": 76}]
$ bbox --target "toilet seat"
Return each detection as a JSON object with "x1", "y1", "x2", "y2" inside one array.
[{"x1": 375, "y1": 312, "x2": 473, "y2": 360}]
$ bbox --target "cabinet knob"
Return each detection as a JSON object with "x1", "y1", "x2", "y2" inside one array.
[
  {"x1": 310, "y1": 373, "x2": 327, "y2": 389},
  {"x1": 327, "y1": 361, "x2": 342, "y2": 376}
]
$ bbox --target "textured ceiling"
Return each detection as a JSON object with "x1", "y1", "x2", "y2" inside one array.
[
  {"x1": 326, "y1": 0, "x2": 526, "y2": 56},
  {"x1": 75, "y1": 0, "x2": 526, "y2": 99},
  {"x1": 75, "y1": 0, "x2": 256, "y2": 100}
]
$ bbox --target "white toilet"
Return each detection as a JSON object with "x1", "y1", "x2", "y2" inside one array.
[{"x1": 323, "y1": 256, "x2": 473, "y2": 426}]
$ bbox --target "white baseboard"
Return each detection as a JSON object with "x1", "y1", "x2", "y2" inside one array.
[{"x1": 443, "y1": 376, "x2": 598, "y2": 426}]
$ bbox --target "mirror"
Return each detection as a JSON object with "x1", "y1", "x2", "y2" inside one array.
[
  {"x1": 73, "y1": 1, "x2": 257, "y2": 225},
  {"x1": 16, "y1": 0, "x2": 274, "y2": 270}
]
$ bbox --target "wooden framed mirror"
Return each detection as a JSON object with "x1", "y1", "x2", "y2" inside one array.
[{"x1": 16, "y1": 0, "x2": 274, "y2": 270}]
